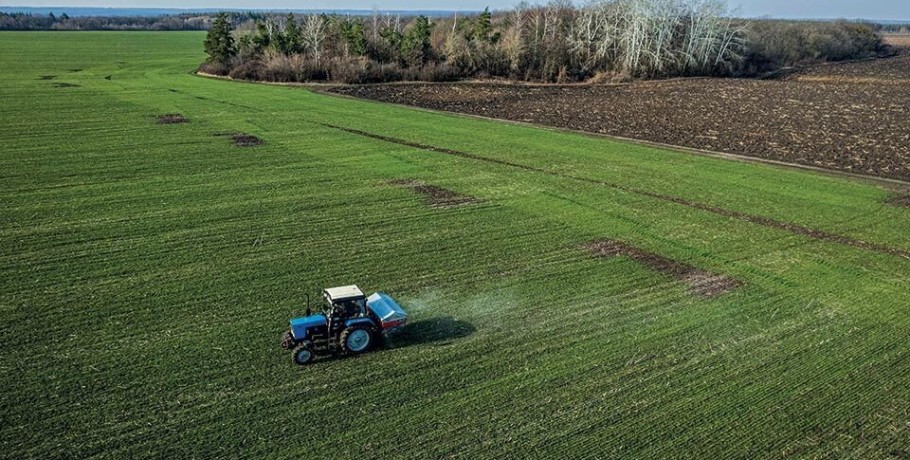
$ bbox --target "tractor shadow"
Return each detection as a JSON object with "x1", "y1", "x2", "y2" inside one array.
[{"x1": 385, "y1": 316, "x2": 475, "y2": 349}]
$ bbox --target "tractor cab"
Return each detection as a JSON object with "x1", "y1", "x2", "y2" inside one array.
[{"x1": 323, "y1": 285, "x2": 367, "y2": 319}]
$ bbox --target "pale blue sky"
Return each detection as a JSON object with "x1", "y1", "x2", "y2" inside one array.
[{"x1": 2, "y1": 0, "x2": 909, "y2": 20}]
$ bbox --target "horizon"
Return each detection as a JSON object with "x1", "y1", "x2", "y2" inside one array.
[{"x1": 1, "y1": 2, "x2": 909, "y2": 21}]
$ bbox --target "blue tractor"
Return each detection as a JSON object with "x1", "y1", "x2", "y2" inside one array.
[{"x1": 281, "y1": 285, "x2": 408, "y2": 365}]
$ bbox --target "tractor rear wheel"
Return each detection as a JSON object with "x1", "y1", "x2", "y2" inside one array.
[
  {"x1": 340, "y1": 325, "x2": 376, "y2": 354},
  {"x1": 292, "y1": 341, "x2": 315, "y2": 365}
]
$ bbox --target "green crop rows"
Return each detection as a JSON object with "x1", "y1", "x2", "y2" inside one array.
[{"x1": 1, "y1": 31, "x2": 909, "y2": 458}]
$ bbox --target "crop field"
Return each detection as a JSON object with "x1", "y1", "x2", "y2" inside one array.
[{"x1": 2, "y1": 31, "x2": 910, "y2": 458}]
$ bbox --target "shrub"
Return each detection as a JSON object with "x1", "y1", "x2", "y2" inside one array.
[
  {"x1": 328, "y1": 57, "x2": 403, "y2": 84},
  {"x1": 198, "y1": 60, "x2": 231, "y2": 76},
  {"x1": 262, "y1": 54, "x2": 297, "y2": 82},
  {"x1": 256, "y1": 55, "x2": 325, "y2": 82},
  {"x1": 417, "y1": 62, "x2": 463, "y2": 82},
  {"x1": 742, "y1": 20, "x2": 884, "y2": 75},
  {"x1": 228, "y1": 59, "x2": 265, "y2": 80},
  {"x1": 295, "y1": 57, "x2": 330, "y2": 81}
]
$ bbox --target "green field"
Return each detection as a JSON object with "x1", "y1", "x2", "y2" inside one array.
[{"x1": 2, "y1": 31, "x2": 909, "y2": 458}]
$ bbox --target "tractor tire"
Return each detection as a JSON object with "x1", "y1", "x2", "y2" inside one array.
[
  {"x1": 340, "y1": 325, "x2": 377, "y2": 355},
  {"x1": 292, "y1": 341, "x2": 315, "y2": 365}
]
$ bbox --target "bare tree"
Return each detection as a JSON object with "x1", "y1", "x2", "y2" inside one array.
[
  {"x1": 371, "y1": 7, "x2": 379, "y2": 41},
  {"x1": 570, "y1": 0, "x2": 743, "y2": 77},
  {"x1": 301, "y1": 14, "x2": 327, "y2": 62},
  {"x1": 503, "y1": 2, "x2": 530, "y2": 74}
]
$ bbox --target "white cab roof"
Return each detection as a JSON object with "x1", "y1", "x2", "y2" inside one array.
[{"x1": 324, "y1": 285, "x2": 365, "y2": 301}]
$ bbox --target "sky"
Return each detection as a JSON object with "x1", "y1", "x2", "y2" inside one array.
[{"x1": 1, "y1": 0, "x2": 909, "y2": 20}]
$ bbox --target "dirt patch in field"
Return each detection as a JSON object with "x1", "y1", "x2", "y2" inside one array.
[
  {"x1": 887, "y1": 194, "x2": 910, "y2": 208},
  {"x1": 231, "y1": 133, "x2": 264, "y2": 147},
  {"x1": 38, "y1": 75, "x2": 56, "y2": 80},
  {"x1": 683, "y1": 272, "x2": 744, "y2": 298},
  {"x1": 53, "y1": 82, "x2": 80, "y2": 88},
  {"x1": 329, "y1": 55, "x2": 910, "y2": 181},
  {"x1": 213, "y1": 131, "x2": 265, "y2": 146},
  {"x1": 585, "y1": 239, "x2": 741, "y2": 298},
  {"x1": 389, "y1": 179, "x2": 478, "y2": 208},
  {"x1": 156, "y1": 114, "x2": 188, "y2": 124}
]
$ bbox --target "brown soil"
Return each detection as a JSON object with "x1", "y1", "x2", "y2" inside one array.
[
  {"x1": 888, "y1": 194, "x2": 910, "y2": 208},
  {"x1": 53, "y1": 83, "x2": 80, "y2": 88},
  {"x1": 683, "y1": 272, "x2": 743, "y2": 299},
  {"x1": 231, "y1": 133, "x2": 264, "y2": 147},
  {"x1": 329, "y1": 55, "x2": 910, "y2": 181},
  {"x1": 389, "y1": 179, "x2": 478, "y2": 208},
  {"x1": 156, "y1": 114, "x2": 188, "y2": 124},
  {"x1": 321, "y1": 123, "x2": 910, "y2": 260},
  {"x1": 38, "y1": 75, "x2": 56, "y2": 80},
  {"x1": 585, "y1": 239, "x2": 741, "y2": 298}
]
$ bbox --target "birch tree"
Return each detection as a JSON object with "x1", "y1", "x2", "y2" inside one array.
[{"x1": 301, "y1": 14, "x2": 327, "y2": 62}]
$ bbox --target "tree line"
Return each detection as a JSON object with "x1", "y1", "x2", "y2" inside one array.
[
  {"x1": 0, "y1": 11, "x2": 259, "y2": 31},
  {"x1": 202, "y1": 1, "x2": 887, "y2": 84}
]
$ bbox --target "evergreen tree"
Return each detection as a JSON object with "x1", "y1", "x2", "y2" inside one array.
[
  {"x1": 380, "y1": 26, "x2": 403, "y2": 51},
  {"x1": 466, "y1": 7, "x2": 500, "y2": 44},
  {"x1": 283, "y1": 13, "x2": 302, "y2": 54},
  {"x1": 341, "y1": 20, "x2": 367, "y2": 56},
  {"x1": 400, "y1": 16, "x2": 434, "y2": 66},
  {"x1": 253, "y1": 20, "x2": 271, "y2": 51},
  {"x1": 204, "y1": 13, "x2": 237, "y2": 64},
  {"x1": 473, "y1": 7, "x2": 493, "y2": 41}
]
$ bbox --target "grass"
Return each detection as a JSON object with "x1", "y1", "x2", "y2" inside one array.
[{"x1": 1, "y1": 31, "x2": 909, "y2": 459}]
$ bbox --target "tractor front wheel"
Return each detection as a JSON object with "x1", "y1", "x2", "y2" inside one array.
[
  {"x1": 340, "y1": 325, "x2": 376, "y2": 354},
  {"x1": 292, "y1": 341, "x2": 315, "y2": 365}
]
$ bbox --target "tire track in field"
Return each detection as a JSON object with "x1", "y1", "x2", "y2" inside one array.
[{"x1": 318, "y1": 122, "x2": 910, "y2": 261}]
